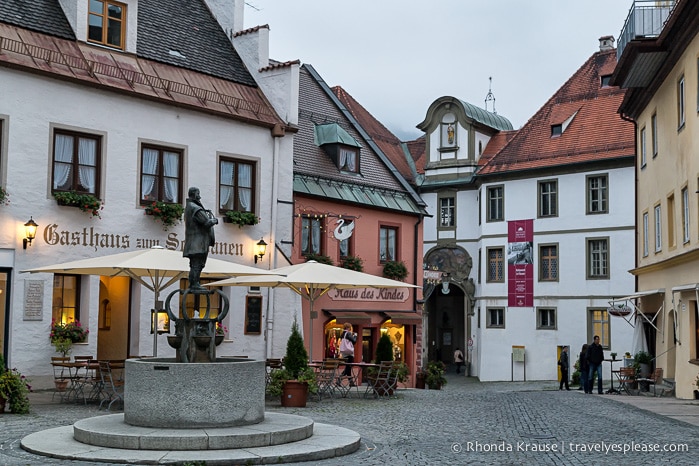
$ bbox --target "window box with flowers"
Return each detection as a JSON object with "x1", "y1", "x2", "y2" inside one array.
[
  {"x1": 145, "y1": 201, "x2": 185, "y2": 230},
  {"x1": 49, "y1": 320, "x2": 89, "y2": 357},
  {"x1": 304, "y1": 253, "x2": 333, "y2": 265},
  {"x1": 341, "y1": 255, "x2": 363, "y2": 272},
  {"x1": 215, "y1": 322, "x2": 228, "y2": 346},
  {"x1": 0, "y1": 186, "x2": 9, "y2": 206},
  {"x1": 383, "y1": 260, "x2": 408, "y2": 281},
  {"x1": 53, "y1": 191, "x2": 103, "y2": 219},
  {"x1": 0, "y1": 353, "x2": 32, "y2": 414},
  {"x1": 223, "y1": 210, "x2": 259, "y2": 228}
]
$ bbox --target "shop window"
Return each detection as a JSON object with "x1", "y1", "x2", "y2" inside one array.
[
  {"x1": 381, "y1": 322, "x2": 406, "y2": 362},
  {"x1": 52, "y1": 274, "x2": 81, "y2": 324},
  {"x1": 324, "y1": 321, "x2": 344, "y2": 359}
]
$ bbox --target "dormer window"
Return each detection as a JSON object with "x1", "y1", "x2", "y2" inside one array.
[
  {"x1": 88, "y1": 0, "x2": 126, "y2": 50},
  {"x1": 314, "y1": 123, "x2": 362, "y2": 174},
  {"x1": 600, "y1": 75, "x2": 612, "y2": 87},
  {"x1": 550, "y1": 110, "x2": 579, "y2": 138},
  {"x1": 551, "y1": 124, "x2": 562, "y2": 137}
]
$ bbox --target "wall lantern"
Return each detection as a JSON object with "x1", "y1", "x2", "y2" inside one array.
[
  {"x1": 23, "y1": 217, "x2": 38, "y2": 249},
  {"x1": 254, "y1": 238, "x2": 268, "y2": 264},
  {"x1": 151, "y1": 309, "x2": 170, "y2": 334}
]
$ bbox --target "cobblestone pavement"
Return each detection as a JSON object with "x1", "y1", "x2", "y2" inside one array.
[{"x1": 1, "y1": 374, "x2": 698, "y2": 465}]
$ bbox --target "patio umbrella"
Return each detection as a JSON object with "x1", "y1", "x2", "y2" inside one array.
[
  {"x1": 206, "y1": 260, "x2": 417, "y2": 357},
  {"x1": 23, "y1": 246, "x2": 276, "y2": 355}
]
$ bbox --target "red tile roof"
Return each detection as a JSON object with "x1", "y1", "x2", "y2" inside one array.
[
  {"x1": 332, "y1": 86, "x2": 417, "y2": 183},
  {"x1": 478, "y1": 49, "x2": 634, "y2": 175}
]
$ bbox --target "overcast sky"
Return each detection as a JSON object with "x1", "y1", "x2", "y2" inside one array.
[{"x1": 245, "y1": 1, "x2": 634, "y2": 140}]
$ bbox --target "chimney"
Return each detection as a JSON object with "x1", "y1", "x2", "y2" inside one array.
[
  {"x1": 599, "y1": 35, "x2": 615, "y2": 51},
  {"x1": 204, "y1": 0, "x2": 245, "y2": 37}
]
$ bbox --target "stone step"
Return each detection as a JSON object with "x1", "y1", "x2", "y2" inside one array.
[{"x1": 73, "y1": 412, "x2": 313, "y2": 450}]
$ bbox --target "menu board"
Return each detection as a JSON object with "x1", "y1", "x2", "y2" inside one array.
[{"x1": 245, "y1": 295, "x2": 262, "y2": 335}]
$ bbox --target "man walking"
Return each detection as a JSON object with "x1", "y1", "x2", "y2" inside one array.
[
  {"x1": 558, "y1": 346, "x2": 570, "y2": 390},
  {"x1": 586, "y1": 335, "x2": 604, "y2": 394}
]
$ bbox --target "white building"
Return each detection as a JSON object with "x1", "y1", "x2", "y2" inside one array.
[
  {"x1": 418, "y1": 37, "x2": 637, "y2": 381},
  {"x1": 0, "y1": 0, "x2": 299, "y2": 388}
]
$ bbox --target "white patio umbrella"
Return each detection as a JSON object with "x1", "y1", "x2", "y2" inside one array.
[
  {"x1": 23, "y1": 246, "x2": 276, "y2": 356},
  {"x1": 207, "y1": 260, "x2": 417, "y2": 357}
]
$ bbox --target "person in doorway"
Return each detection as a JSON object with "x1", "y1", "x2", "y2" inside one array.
[
  {"x1": 453, "y1": 347, "x2": 465, "y2": 374},
  {"x1": 579, "y1": 343, "x2": 590, "y2": 393},
  {"x1": 558, "y1": 346, "x2": 570, "y2": 390},
  {"x1": 183, "y1": 187, "x2": 217, "y2": 291},
  {"x1": 338, "y1": 323, "x2": 357, "y2": 386},
  {"x1": 586, "y1": 335, "x2": 604, "y2": 394}
]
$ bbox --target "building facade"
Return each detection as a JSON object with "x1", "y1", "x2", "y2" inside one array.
[{"x1": 612, "y1": 0, "x2": 699, "y2": 399}]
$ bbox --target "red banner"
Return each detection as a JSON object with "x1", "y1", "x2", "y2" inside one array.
[{"x1": 508, "y1": 220, "x2": 533, "y2": 307}]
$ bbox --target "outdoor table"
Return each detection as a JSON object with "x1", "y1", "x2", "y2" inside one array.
[
  {"x1": 51, "y1": 361, "x2": 99, "y2": 403},
  {"x1": 604, "y1": 359, "x2": 621, "y2": 394},
  {"x1": 339, "y1": 362, "x2": 379, "y2": 398}
]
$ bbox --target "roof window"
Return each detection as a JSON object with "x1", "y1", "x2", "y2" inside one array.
[{"x1": 314, "y1": 124, "x2": 361, "y2": 173}]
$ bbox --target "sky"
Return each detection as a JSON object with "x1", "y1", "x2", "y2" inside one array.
[{"x1": 244, "y1": 1, "x2": 634, "y2": 140}]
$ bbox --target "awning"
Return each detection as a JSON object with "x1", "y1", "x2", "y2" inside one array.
[
  {"x1": 610, "y1": 289, "x2": 665, "y2": 302},
  {"x1": 671, "y1": 283, "x2": 699, "y2": 293},
  {"x1": 382, "y1": 312, "x2": 423, "y2": 325},
  {"x1": 323, "y1": 311, "x2": 372, "y2": 324}
]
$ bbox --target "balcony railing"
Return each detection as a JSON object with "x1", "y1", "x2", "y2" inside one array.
[{"x1": 617, "y1": 1, "x2": 676, "y2": 60}]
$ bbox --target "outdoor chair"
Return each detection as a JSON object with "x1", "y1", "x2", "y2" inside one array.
[
  {"x1": 98, "y1": 360, "x2": 125, "y2": 411},
  {"x1": 616, "y1": 366, "x2": 637, "y2": 395},
  {"x1": 51, "y1": 356, "x2": 71, "y2": 401},
  {"x1": 315, "y1": 359, "x2": 340, "y2": 400},
  {"x1": 364, "y1": 361, "x2": 398, "y2": 399},
  {"x1": 265, "y1": 358, "x2": 283, "y2": 393},
  {"x1": 637, "y1": 368, "x2": 673, "y2": 396}
]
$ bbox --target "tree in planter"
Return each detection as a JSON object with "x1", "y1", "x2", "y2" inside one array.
[
  {"x1": 340, "y1": 255, "x2": 363, "y2": 272},
  {"x1": 425, "y1": 360, "x2": 447, "y2": 389},
  {"x1": 633, "y1": 350, "x2": 652, "y2": 378},
  {"x1": 266, "y1": 318, "x2": 317, "y2": 401},
  {"x1": 375, "y1": 333, "x2": 394, "y2": 363},
  {"x1": 383, "y1": 260, "x2": 408, "y2": 281}
]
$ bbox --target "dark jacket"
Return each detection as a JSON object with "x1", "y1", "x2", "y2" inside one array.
[
  {"x1": 586, "y1": 343, "x2": 604, "y2": 365},
  {"x1": 579, "y1": 352, "x2": 590, "y2": 372},
  {"x1": 558, "y1": 350, "x2": 569, "y2": 370}
]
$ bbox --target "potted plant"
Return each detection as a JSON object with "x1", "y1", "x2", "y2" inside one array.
[
  {"x1": 610, "y1": 352, "x2": 617, "y2": 361},
  {"x1": 383, "y1": 260, "x2": 408, "y2": 281},
  {"x1": 0, "y1": 354, "x2": 32, "y2": 414},
  {"x1": 266, "y1": 318, "x2": 317, "y2": 407},
  {"x1": 0, "y1": 186, "x2": 9, "y2": 206},
  {"x1": 144, "y1": 201, "x2": 185, "y2": 230},
  {"x1": 633, "y1": 350, "x2": 652, "y2": 378},
  {"x1": 425, "y1": 360, "x2": 447, "y2": 390},
  {"x1": 53, "y1": 191, "x2": 103, "y2": 219},
  {"x1": 223, "y1": 210, "x2": 259, "y2": 227},
  {"x1": 340, "y1": 255, "x2": 363, "y2": 272},
  {"x1": 304, "y1": 253, "x2": 333, "y2": 265},
  {"x1": 215, "y1": 322, "x2": 227, "y2": 345},
  {"x1": 49, "y1": 320, "x2": 89, "y2": 357}
]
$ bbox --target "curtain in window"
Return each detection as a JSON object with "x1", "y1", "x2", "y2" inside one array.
[
  {"x1": 311, "y1": 219, "x2": 321, "y2": 254},
  {"x1": 53, "y1": 134, "x2": 73, "y2": 190},
  {"x1": 302, "y1": 218, "x2": 309, "y2": 253},
  {"x1": 339, "y1": 149, "x2": 356, "y2": 171},
  {"x1": 163, "y1": 151, "x2": 179, "y2": 202},
  {"x1": 219, "y1": 160, "x2": 235, "y2": 210},
  {"x1": 77, "y1": 137, "x2": 97, "y2": 194},
  {"x1": 387, "y1": 228, "x2": 395, "y2": 260},
  {"x1": 340, "y1": 238, "x2": 349, "y2": 257},
  {"x1": 238, "y1": 163, "x2": 252, "y2": 211},
  {"x1": 141, "y1": 148, "x2": 158, "y2": 199}
]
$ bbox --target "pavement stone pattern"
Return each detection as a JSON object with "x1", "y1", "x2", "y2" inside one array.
[{"x1": 1, "y1": 374, "x2": 698, "y2": 465}]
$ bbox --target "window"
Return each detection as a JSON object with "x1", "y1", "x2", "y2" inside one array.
[
  {"x1": 140, "y1": 145, "x2": 182, "y2": 204},
  {"x1": 642, "y1": 212, "x2": 649, "y2": 257},
  {"x1": 487, "y1": 185, "x2": 504, "y2": 221},
  {"x1": 338, "y1": 220, "x2": 354, "y2": 258},
  {"x1": 537, "y1": 308, "x2": 556, "y2": 329},
  {"x1": 651, "y1": 113, "x2": 658, "y2": 157},
  {"x1": 52, "y1": 130, "x2": 101, "y2": 196},
  {"x1": 550, "y1": 124, "x2": 562, "y2": 137},
  {"x1": 667, "y1": 194, "x2": 676, "y2": 248},
  {"x1": 600, "y1": 75, "x2": 612, "y2": 87},
  {"x1": 682, "y1": 187, "x2": 690, "y2": 244},
  {"x1": 538, "y1": 180, "x2": 557, "y2": 217},
  {"x1": 379, "y1": 226, "x2": 397, "y2": 262},
  {"x1": 219, "y1": 157, "x2": 255, "y2": 213},
  {"x1": 678, "y1": 75, "x2": 685, "y2": 129},
  {"x1": 88, "y1": 0, "x2": 126, "y2": 49},
  {"x1": 640, "y1": 126, "x2": 647, "y2": 167},
  {"x1": 587, "y1": 238, "x2": 609, "y2": 279},
  {"x1": 587, "y1": 174, "x2": 608, "y2": 214},
  {"x1": 338, "y1": 147, "x2": 358, "y2": 173},
  {"x1": 588, "y1": 309, "x2": 610, "y2": 349},
  {"x1": 486, "y1": 308, "x2": 505, "y2": 328},
  {"x1": 301, "y1": 215, "x2": 323, "y2": 255},
  {"x1": 52, "y1": 274, "x2": 81, "y2": 325},
  {"x1": 539, "y1": 244, "x2": 558, "y2": 281},
  {"x1": 486, "y1": 247, "x2": 504, "y2": 282},
  {"x1": 440, "y1": 196, "x2": 455, "y2": 227},
  {"x1": 654, "y1": 204, "x2": 662, "y2": 252}
]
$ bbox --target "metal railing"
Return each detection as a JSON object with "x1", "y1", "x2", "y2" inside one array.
[{"x1": 617, "y1": 0, "x2": 676, "y2": 60}]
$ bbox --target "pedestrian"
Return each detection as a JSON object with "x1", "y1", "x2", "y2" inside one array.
[
  {"x1": 586, "y1": 335, "x2": 604, "y2": 394},
  {"x1": 579, "y1": 343, "x2": 590, "y2": 393},
  {"x1": 338, "y1": 323, "x2": 357, "y2": 386},
  {"x1": 453, "y1": 347, "x2": 464, "y2": 374},
  {"x1": 558, "y1": 346, "x2": 570, "y2": 390}
]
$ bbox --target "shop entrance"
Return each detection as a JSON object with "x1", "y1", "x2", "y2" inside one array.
[
  {"x1": 427, "y1": 284, "x2": 465, "y2": 367},
  {"x1": 362, "y1": 327, "x2": 376, "y2": 362}
]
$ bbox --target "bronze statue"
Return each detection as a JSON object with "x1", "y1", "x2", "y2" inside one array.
[{"x1": 183, "y1": 187, "x2": 218, "y2": 291}]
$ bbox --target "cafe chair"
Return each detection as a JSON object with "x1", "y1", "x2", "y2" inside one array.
[
  {"x1": 315, "y1": 359, "x2": 341, "y2": 401},
  {"x1": 51, "y1": 356, "x2": 71, "y2": 401},
  {"x1": 98, "y1": 360, "x2": 125, "y2": 411},
  {"x1": 637, "y1": 368, "x2": 673, "y2": 397},
  {"x1": 616, "y1": 366, "x2": 637, "y2": 395},
  {"x1": 364, "y1": 361, "x2": 398, "y2": 399}
]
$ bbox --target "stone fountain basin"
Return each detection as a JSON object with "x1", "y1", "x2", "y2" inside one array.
[{"x1": 124, "y1": 358, "x2": 264, "y2": 428}]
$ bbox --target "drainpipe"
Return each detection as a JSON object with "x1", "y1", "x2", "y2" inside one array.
[
  {"x1": 265, "y1": 124, "x2": 284, "y2": 359},
  {"x1": 620, "y1": 111, "x2": 638, "y2": 296}
]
